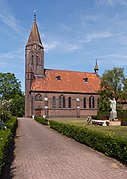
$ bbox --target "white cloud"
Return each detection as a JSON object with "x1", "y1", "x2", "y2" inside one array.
[
  {"x1": 0, "y1": 48, "x2": 24, "y2": 67},
  {"x1": 0, "y1": 61, "x2": 10, "y2": 67},
  {"x1": 61, "y1": 42, "x2": 80, "y2": 52},
  {"x1": 43, "y1": 38, "x2": 80, "y2": 53},
  {"x1": 79, "y1": 31, "x2": 125, "y2": 43},
  {"x1": 79, "y1": 31, "x2": 112, "y2": 43},
  {"x1": 96, "y1": 53, "x2": 127, "y2": 70},
  {"x1": 99, "y1": 54, "x2": 127, "y2": 59},
  {"x1": 59, "y1": 24, "x2": 72, "y2": 32},
  {"x1": 97, "y1": 0, "x2": 115, "y2": 6},
  {"x1": 97, "y1": 0, "x2": 127, "y2": 6},
  {"x1": 44, "y1": 41, "x2": 60, "y2": 52},
  {"x1": 0, "y1": 0, "x2": 20, "y2": 32}
]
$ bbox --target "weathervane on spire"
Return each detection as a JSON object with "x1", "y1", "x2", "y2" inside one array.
[
  {"x1": 34, "y1": 10, "x2": 37, "y2": 21},
  {"x1": 94, "y1": 59, "x2": 99, "y2": 74}
]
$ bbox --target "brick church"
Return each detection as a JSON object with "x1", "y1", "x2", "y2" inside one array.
[{"x1": 25, "y1": 15, "x2": 101, "y2": 118}]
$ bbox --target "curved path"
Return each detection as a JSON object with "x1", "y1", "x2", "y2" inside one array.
[{"x1": 6, "y1": 118, "x2": 127, "y2": 178}]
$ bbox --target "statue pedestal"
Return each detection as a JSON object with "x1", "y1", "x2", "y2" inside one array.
[{"x1": 109, "y1": 120, "x2": 121, "y2": 126}]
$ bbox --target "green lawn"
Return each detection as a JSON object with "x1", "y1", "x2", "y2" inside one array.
[{"x1": 53, "y1": 118, "x2": 127, "y2": 138}]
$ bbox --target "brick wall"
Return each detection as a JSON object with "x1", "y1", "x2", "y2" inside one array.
[{"x1": 31, "y1": 92, "x2": 99, "y2": 118}]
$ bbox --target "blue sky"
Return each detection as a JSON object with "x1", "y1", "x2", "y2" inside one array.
[{"x1": 1, "y1": 0, "x2": 127, "y2": 91}]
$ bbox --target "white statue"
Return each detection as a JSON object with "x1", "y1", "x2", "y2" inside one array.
[
  {"x1": 109, "y1": 98, "x2": 117, "y2": 120},
  {"x1": 109, "y1": 98, "x2": 116, "y2": 111}
]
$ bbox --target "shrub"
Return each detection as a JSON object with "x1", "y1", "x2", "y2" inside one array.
[
  {"x1": 0, "y1": 130, "x2": 12, "y2": 175},
  {"x1": 34, "y1": 117, "x2": 48, "y2": 125},
  {"x1": 97, "y1": 111, "x2": 110, "y2": 120},
  {"x1": 91, "y1": 116, "x2": 98, "y2": 120},
  {"x1": 6, "y1": 116, "x2": 17, "y2": 133},
  {"x1": 0, "y1": 116, "x2": 17, "y2": 176},
  {"x1": 0, "y1": 109, "x2": 11, "y2": 123},
  {"x1": 49, "y1": 120, "x2": 127, "y2": 164},
  {"x1": 118, "y1": 110, "x2": 127, "y2": 126}
]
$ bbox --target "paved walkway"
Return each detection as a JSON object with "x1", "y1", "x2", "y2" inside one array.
[{"x1": 4, "y1": 118, "x2": 127, "y2": 179}]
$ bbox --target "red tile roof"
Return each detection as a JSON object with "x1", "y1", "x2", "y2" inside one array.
[{"x1": 31, "y1": 69, "x2": 101, "y2": 93}]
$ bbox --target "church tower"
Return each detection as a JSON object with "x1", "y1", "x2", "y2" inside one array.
[{"x1": 25, "y1": 13, "x2": 44, "y2": 117}]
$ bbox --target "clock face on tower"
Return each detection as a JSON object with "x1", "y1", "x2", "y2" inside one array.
[{"x1": 32, "y1": 44, "x2": 37, "y2": 51}]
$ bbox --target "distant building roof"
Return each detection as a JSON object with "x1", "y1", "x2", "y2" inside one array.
[{"x1": 31, "y1": 69, "x2": 101, "y2": 93}]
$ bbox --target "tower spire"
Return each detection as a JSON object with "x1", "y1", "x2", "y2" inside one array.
[
  {"x1": 26, "y1": 11, "x2": 43, "y2": 46},
  {"x1": 94, "y1": 59, "x2": 99, "y2": 74}
]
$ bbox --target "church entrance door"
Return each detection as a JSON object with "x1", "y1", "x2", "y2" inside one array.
[{"x1": 35, "y1": 109, "x2": 42, "y2": 117}]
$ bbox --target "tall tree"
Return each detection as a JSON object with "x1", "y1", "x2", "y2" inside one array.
[
  {"x1": 0, "y1": 72, "x2": 24, "y2": 116},
  {"x1": 9, "y1": 92, "x2": 25, "y2": 117},
  {"x1": 99, "y1": 67, "x2": 126, "y2": 111},
  {"x1": 0, "y1": 72, "x2": 21, "y2": 100}
]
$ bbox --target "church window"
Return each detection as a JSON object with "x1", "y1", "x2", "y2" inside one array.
[
  {"x1": 59, "y1": 96, "x2": 62, "y2": 108},
  {"x1": 92, "y1": 97, "x2": 95, "y2": 108},
  {"x1": 68, "y1": 97, "x2": 71, "y2": 108},
  {"x1": 31, "y1": 55, "x2": 34, "y2": 64},
  {"x1": 83, "y1": 78, "x2": 88, "y2": 82},
  {"x1": 89, "y1": 96, "x2": 95, "y2": 108},
  {"x1": 35, "y1": 94, "x2": 42, "y2": 101},
  {"x1": 59, "y1": 95, "x2": 65, "y2": 108},
  {"x1": 52, "y1": 96, "x2": 56, "y2": 108},
  {"x1": 56, "y1": 76, "x2": 61, "y2": 81},
  {"x1": 84, "y1": 97, "x2": 86, "y2": 108},
  {"x1": 63, "y1": 96, "x2": 65, "y2": 108},
  {"x1": 36, "y1": 55, "x2": 38, "y2": 62},
  {"x1": 97, "y1": 98, "x2": 100, "y2": 106},
  {"x1": 89, "y1": 97, "x2": 91, "y2": 108},
  {"x1": 27, "y1": 73, "x2": 29, "y2": 79},
  {"x1": 37, "y1": 54, "x2": 41, "y2": 65}
]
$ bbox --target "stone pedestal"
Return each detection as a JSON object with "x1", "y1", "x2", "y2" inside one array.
[{"x1": 109, "y1": 120, "x2": 121, "y2": 126}]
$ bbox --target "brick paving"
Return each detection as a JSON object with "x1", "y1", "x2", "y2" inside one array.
[{"x1": 5, "y1": 118, "x2": 127, "y2": 179}]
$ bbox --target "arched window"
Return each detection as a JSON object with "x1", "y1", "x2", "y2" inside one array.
[
  {"x1": 68, "y1": 97, "x2": 71, "y2": 108},
  {"x1": 59, "y1": 95, "x2": 66, "y2": 108},
  {"x1": 89, "y1": 96, "x2": 92, "y2": 108},
  {"x1": 52, "y1": 96, "x2": 56, "y2": 108},
  {"x1": 89, "y1": 96, "x2": 95, "y2": 108},
  {"x1": 84, "y1": 97, "x2": 86, "y2": 108},
  {"x1": 97, "y1": 98, "x2": 100, "y2": 106},
  {"x1": 59, "y1": 96, "x2": 62, "y2": 108},
  {"x1": 35, "y1": 94, "x2": 42, "y2": 101},
  {"x1": 63, "y1": 96, "x2": 65, "y2": 108},
  {"x1": 27, "y1": 73, "x2": 29, "y2": 79},
  {"x1": 92, "y1": 97, "x2": 95, "y2": 108},
  {"x1": 31, "y1": 55, "x2": 34, "y2": 64},
  {"x1": 36, "y1": 53, "x2": 41, "y2": 65},
  {"x1": 36, "y1": 55, "x2": 38, "y2": 63}
]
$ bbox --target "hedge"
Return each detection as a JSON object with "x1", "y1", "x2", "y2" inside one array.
[
  {"x1": 0, "y1": 116, "x2": 17, "y2": 176},
  {"x1": 49, "y1": 120, "x2": 127, "y2": 164},
  {"x1": 34, "y1": 117, "x2": 48, "y2": 125},
  {"x1": 6, "y1": 116, "x2": 17, "y2": 133},
  {"x1": 118, "y1": 111, "x2": 127, "y2": 126},
  {"x1": 0, "y1": 130, "x2": 12, "y2": 175}
]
